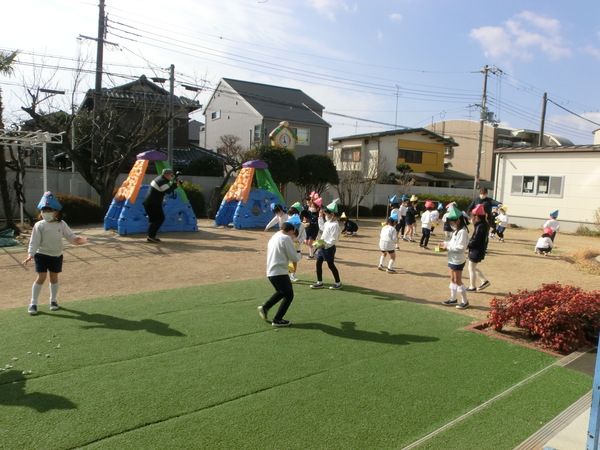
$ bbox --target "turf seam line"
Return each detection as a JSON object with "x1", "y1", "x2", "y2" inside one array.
[
  {"x1": 401, "y1": 360, "x2": 560, "y2": 450},
  {"x1": 72, "y1": 368, "x2": 332, "y2": 448}
]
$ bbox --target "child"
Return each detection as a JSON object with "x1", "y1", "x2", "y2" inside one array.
[
  {"x1": 403, "y1": 200, "x2": 418, "y2": 242},
  {"x1": 258, "y1": 222, "x2": 302, "y2": 327},
  {"x1": 430, "y1": 203, "x2": 441, "y2": 235},
  {"x1": 440, "y1": 205, "x2": 470, "y2": 309},
  {"x1": 301, "y1": 195, "x2": 321, "y2": 259},
  {"x1": 466, "y1": 204, "x2": 490, "y2": 292},
  {"x1": 378, "y1": 213, "x2": 398, "y2": 273},
  {"x1": 310, "y1": 200, "x2": 342, "y2": 290},
  {"x1": 264, "y1": 203, "x2": 288, "y2": 232},
  {"x1": 442, "y1": 203, "x2": 454, "y2": 241},
  {"x1": 419, "y1": 200, "x2": 435, "y2": 249},
  {"x1": 21, "y1": 192, "x2": 87, "y2": 315},
  {"x1": 496, "y1": 207, "x2": 508, "y2": 242},
  {"x1": 398, "y1": 197, "x2": 408, "y2": 243},
  {"x1": 286, "y1": 203, "x2": 305, "y2": 282},
  {"x1": 543, "y1": 210, "x2": 560, "y2": 242},
  {"x1": 535, "y1": 228, "x2": 554, "y2": 255},
  {"x1": 340, "y1": 212, "x2": 359, "y2": 236}
]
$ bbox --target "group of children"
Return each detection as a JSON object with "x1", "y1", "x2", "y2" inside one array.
[{"x1": 23, "y1": 188, "x2": 561, "y2": 325}]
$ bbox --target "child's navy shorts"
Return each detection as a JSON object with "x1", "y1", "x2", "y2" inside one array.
[
  {"x1": 34, "y1": 253, "x2": 63, "y2": 273},
  {"x1": 317, "y1": 245, "x2": 337, "y2": 262},
  {"x1": 447, "y1": 261, "x2": 465, "y2": 271}
]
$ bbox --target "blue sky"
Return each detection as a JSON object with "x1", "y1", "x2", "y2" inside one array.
[{"x1": 2, "y1": 0, "x2": 599, "y2": 144}]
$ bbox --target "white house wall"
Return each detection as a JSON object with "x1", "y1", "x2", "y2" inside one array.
[{"x1": 495, "y1": 152, "x2": 600, "y2": 232}]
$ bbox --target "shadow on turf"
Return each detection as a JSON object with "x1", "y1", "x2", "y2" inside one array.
[
  {"x1": 46, "y1": 307, "x2": 186, "y2": 336},
  {"x1": 0, "y1": 370, "x2": 77, "y2": 412},
  {"x1": 293, "y1": 321, "x2": 439, "y2": 345}
]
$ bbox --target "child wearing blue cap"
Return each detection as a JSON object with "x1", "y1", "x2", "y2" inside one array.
[
  {"x1": 21, "y1": 192, "x2": 87, "y2": 315},
  {"x1": 264, "y1": 203, "x2": 288, "y2": 232},
  {"x1": 543, "y1": 210, "x2": 560, "y2": 242}
]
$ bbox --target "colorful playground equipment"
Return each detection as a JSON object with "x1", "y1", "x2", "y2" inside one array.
[
  {"x1": 104, "y1": 150, "x2": 197, "y2": 235},
  {"x1": 214, "y1": 160, "x2": 285, "y2": 229}
]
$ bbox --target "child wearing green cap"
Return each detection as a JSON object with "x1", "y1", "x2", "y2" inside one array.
[
  {"x1": 310, "y1": 200, "x2": 342, "y2": 290},
  {"x1": 439, "y1": 206, "x2": 470, "y2": 309}
]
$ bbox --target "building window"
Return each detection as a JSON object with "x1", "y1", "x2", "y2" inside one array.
[
  {"x1": 253, "y1": 125, "x2": 261, "y2": 142},
  {"x1": 292, "y1": 128, "x2": 310, "y2": 146},
  {"x1": 398, "y1": 149, "x2": 422, "y2": 164},
  {"x1": 211, "y1": 110, "x2": 221, "y2": 120},
  {"x1": 341, "y1": 147, "x2": 361, "y2": 162},
  {"x1": 511, "y1": 175, "x2": 564, "y2": 197}
]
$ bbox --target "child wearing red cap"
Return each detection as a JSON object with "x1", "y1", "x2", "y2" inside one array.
[
  {"x1": 535, "y1": 229, "x2": 554, "y2": 255},
  {"x1": 466, "y1": 204, "x2": 490, "y2": 292}
]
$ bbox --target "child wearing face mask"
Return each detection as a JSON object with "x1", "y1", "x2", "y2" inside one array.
[
  {"x1": 310, "y1": 200, "x2": 342, "y2": 290},
  {"x1": 21, "y1": 192, "x2": 87, "y2": 315}
]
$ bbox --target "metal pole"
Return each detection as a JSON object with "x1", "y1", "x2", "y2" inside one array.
[
  {"x1": 168, "y1": 64, "x2": 175, "y2": 167},
  {"x1": 473, "y1": 66, "x2": 489, "y2": 193},
  {"x1": 42, "y1": 140, "x2": 48, "y2": 192},
  {"x1": 587, "y1": 334, "x2": 600, "y2": 449},
  {"x1": 538, "y1": 92, "x2": 547, "y2": 146},
  {"x1": 91, "y1": 0, "x2": 106, "y2": 173}
]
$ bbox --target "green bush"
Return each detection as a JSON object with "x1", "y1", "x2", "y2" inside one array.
[
  {"x1": 181, "y1": 181, "x2": 205, "y2": 218},
  {"x1": 55, "y1": 194, "x2": 104, "y2": 225},
  {"x1": 349, "y1": 205, "x2": 372, "y2": 217},
  {"x1": 186, "y1": 155, "x2": 224, "y2": 177},
  {"x1": 371, "y1": 204, "x2": 388, "y2": 217}
]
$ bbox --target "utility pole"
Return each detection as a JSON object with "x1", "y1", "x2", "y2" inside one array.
[
  {"x1": 168, "y1": 64, "x2": 175, "y2": 167},
  {"x1": 473, "y1": 65, "x2": 502, "y2": 193},
  {"x1": 394, "y1": 85, "x2": 400, "y2": 129},
  {"x1": 538, "y1": 92, "x2": 547, "y2": 146},
  {"x1": 91, "y1": 0, "x2": 106, "y2": 174}
]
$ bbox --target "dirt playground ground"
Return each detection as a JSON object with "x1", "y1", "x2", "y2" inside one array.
[{"x1": 1, "y1": 219, "x2": 599, "y2": 322}]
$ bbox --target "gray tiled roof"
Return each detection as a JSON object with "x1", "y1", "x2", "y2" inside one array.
[
  {"x1": 222, "y1": 78, "x2": 330, "y2": 127},
  {"x1": 332, "y1": 128, "x2": 459, "y2": 147}
]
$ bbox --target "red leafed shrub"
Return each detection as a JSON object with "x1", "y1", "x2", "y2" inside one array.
[{"x1": 488, "y1": 283, "x2": 600, "y2": 353}]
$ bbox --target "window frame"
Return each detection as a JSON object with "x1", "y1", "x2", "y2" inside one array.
[
  {"x1": 340, "y1": 146, "x2": 361, "y2": 162},
  {"x1": 398, "y1": 148, "x2": 423, "y2": 164},
  {"x1": 510, "y1": 174, "x2": 564, "y2": 198}
]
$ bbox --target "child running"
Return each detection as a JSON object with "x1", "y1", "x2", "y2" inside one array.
[
  {"x1": 310, "y1": 200, "x2": 342, "y2": 290},
  {"x1": 301, "y1": 195, "x2": 321, "y2": 259},
  {"x1": 466, "y1": 204, "x2": 490, "y2": 292},
  {"x1": 258, "y1": 222, "x2": 302, "y2": 327},
  {"x1": 21, "y1": 192, "x2": 87, "y2": 315},
  {"x1": 496, "y1": 207, "x2": 508, "y2": 242},
  {"x1": 419, "y1": 200, "x2": 435, "y2": 249},
  {"x1": 378, "y1": 213, "x2": 398, "y2": 273},
  {"x1": 440, "y1": 205, "x2": 470, "y2": 309}
]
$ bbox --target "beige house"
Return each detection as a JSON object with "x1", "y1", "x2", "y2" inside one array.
[
  {"x1": 426, "y1": 119, "x2": 573, "y2": 182},
  {"x1": 493, "y1": 145, "x2": 600, "y2": 232},
  {"x1": 330, "y1": 128, "x2": 458, "y2": 185}
]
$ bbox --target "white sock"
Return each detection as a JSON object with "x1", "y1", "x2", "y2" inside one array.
[
  {"x1": 387, "y1": 260, "x2": 394, "y2": 269},
  {"x1": 50, "y1": 282, "x2": 59, "y2": 303},
  {"x1": 449, "y1": 282, "x2": 457, "y2": 301},
  {"x1": 379, "y1": 255, "x2": 385, "y2": 266},
  {"x1": 458, "y1": 284, "x2": 468, "y2": 303},
  {"x1": 31, "y1": 282, "x2": 43, "y2": 306}
]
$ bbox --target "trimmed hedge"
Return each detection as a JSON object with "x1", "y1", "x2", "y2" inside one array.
[
  {"x1": 181, "y1": 181, "x2": 205, "y2": 218},
  {"x1": 55, "y1": 194, "x2": 104, "y2": 225}
]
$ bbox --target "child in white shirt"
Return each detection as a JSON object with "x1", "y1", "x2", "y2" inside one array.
[
  {"x1": 378, "y1": 217, "x2": 398, "y2": 273},
  {"x1": 496, "y1": 208, "x2": 509, "y2": 242},
  {"x1": 264, "y1": 204, "x2": 288, "y2": 232},
  {"x1": 535, "y1": 230, "x2": 554, "y2": 256},
  {"x1": 310, "y1": 201, "x2": 342, "y2": 290},
  {"x1": 543, "y1": 211, "x2": 560, "y2": 242}
]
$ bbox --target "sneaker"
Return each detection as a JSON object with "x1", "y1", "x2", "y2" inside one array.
[
  {"x1": 310, "y1": 282, "x2": 323, "y2": 289},
  {"x1": 28, "y1": 304, "x2": 38, "y2": 315},
  {"x1": 422, "y1": 246, "x2": 430, "y2": 250},
  {"x1": 329, "y1": 283, "x2": 343, "y2": 290},
  {"x1": 456, "y1": 302, "x2": 470, "y2": 309},
  {"x1": 477, "y1": 281, "x2": 490, "y2": 291},
  {"x1": 442, "y1": 299, "x2": 458, "y2": 306},
  {"x1": 147, "y1": 236, "x2": 161, "y2": 243},
  {"x1": 290, "y1": 274, "x2": 299, "y2": 282},
  {"x1": 272, "y1": 319, "x2": 291, "y2": 327},
  {"x1": 49, "y1": 302, "x2": 59, "y2": 311},
  {"x1": 386, "y1": 268, "x2": 396, "y2": 273},
  {"x1": 257, "y1": 305, "x2": 268, "y2": 322},
  {"x1": 409, "y1": 239, "x2": 416, "y2": 242},
  {"x1": 466, "y1": 287, "x2": 477, "y2": 292},
  {"x1": 306, "y1": 255, "x2": 315, "y2": 260},
  {"x1": 498, "y1": 238, "x2": 504, "y2": 242},
  {"x1": 378, "y1": 265, "x2": 385, "y2": 271},
  {"x1": 401, "y1": 236, "x2": 408, "y2": 241}
]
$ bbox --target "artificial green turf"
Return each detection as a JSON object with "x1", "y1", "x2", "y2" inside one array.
[{"x1": 0, "y1": 279, "x2": 591, "y2": 449}]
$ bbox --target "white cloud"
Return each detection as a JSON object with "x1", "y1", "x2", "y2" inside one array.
[
  {"x1": 470, "y1": 11, "x2": 571, "y2": 62},
  {"x1": 390, "y1": 13, "x2": 402, "y2": 21},
  {"x1": 584, "y1": 45, "x2": 600, "y2": 60},
  {"x1": 304, "y1": 0, "x2": 355, "y2": 21}
]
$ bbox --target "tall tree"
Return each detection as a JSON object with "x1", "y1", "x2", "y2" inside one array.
[
  {"x1": 245, "y1": 145, "x2": 299, "y2": 191},
  {"x1": 296, "y1": 154, "x2": 339, "y2": 199},
  {"x1": 0, "y1": 50, "x2": 19, "y2": 231}
]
